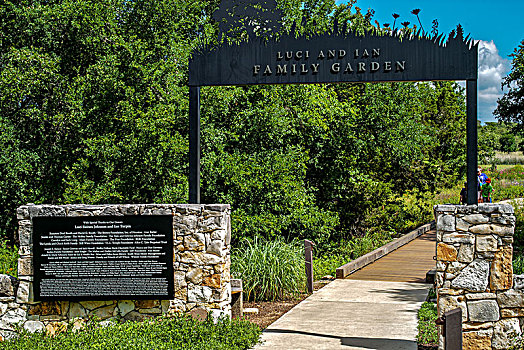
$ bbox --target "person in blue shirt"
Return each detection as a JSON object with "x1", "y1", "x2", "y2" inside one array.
[{"x1": 477, "y1": 168, "x2": 488, "y2": 203}]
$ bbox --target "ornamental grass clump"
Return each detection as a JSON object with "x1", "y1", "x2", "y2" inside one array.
[{"x1": 231, "y1": 237, "x2": 306, "y2": 301}]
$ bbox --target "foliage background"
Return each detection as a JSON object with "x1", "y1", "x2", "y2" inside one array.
[
  {"x1": 0, "y1": 0, "x2": 471, "y2": 253},
  {"x1": 495, "y1": 40, "x2": 524, "y2": 131}
]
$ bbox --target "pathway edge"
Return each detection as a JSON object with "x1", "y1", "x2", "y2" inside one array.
[{"x1": 335, "y1": 221, "x2": 435, "y2": 279}]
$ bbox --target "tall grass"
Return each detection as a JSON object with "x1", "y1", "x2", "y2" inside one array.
[
  {"x1": 231, "y1": 238, "x2": 305, "y2": 301},
  {"x1": 486, "y1": 151, "x2": 524, "y2": 165},
  {"x1": 433, "y1": 183, "x2": 463, "y2": 205},
  {"x1": 313, "y1": 230, "x2": 394, "y2": 279}
]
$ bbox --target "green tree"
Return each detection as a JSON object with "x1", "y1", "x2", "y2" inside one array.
[
  {"x1": 0, "y1": 0, "x2": 210, "y2": 241},
  {"x1": 495, "y1": 40, "x2": 524, "y2": 131},
  {"x1": 200, "y1": 84, "x2": 343, "y2": 244},
  {"x1": 478, "y1": 122, "x2": 497, "y2": 163},
  {"x1": 0, "y1": 0, "x2": 469, "y2": 247},
  {"x1": 519, "y1": 140, "x2": 524, "y2": 154},
  {"x1": 499, "y1": 133, "x2": 517, "y2": 153}
]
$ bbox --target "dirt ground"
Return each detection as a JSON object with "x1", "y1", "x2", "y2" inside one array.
[
  {"x1": 240, "y1": 280, "x2": 332, "y2": 329},
  {"x1": 242, "y1": 299, "x2": 303, "y2": 329}
]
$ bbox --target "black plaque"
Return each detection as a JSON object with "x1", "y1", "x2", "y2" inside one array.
[{"x1": 33, "y1": 216, "x2": 174, "y2": 301}]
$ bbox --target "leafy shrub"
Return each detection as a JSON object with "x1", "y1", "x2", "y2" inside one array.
[
  {"x1": 0, "y1": 240, "x2": 18, "y2": 277},
  {"x1": 510, "y1": 201, "x2": 524, "y2": 252},
  {"x1": 514, "y1": 255, "x2": 524, "y2": 275},
  {"x1": 203, "y1": 145, "x2": 339, "y2": 246},
  {"x1": 417, "y1": 301, "x2": 438, "y2": 346},
  {"x1": 313, "y1": 254, "x2": 348, "y2": 280},
  {"x1": 360, "y1": 186, "x2": 459, "y2": 244},
  {"x1": 231, "y1": 238, "x2": 305, "y2": 301},
  {"x1": 0, "y1": 315, "x2": 261, "y2": 350},
  {"x1": 388, "y1": 190, "x2": 440, "y2": 231}
]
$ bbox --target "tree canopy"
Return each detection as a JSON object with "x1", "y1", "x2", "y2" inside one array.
[
  {"x1": 495, "y1": 40, "x2": 524, "y2": 130},
  {"x1": 499, "y1": 133, "x2": 517, "y2": 153},
  {"x1": 0, "y1": 0, "x2": 468, "y2": 246}
]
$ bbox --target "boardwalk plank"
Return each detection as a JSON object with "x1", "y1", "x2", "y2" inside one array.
[{"x1": 346, "y1": 230, "x2": 436, "y2": 283}]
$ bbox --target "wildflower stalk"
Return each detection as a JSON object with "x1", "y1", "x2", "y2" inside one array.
[
  {"x1": 411, "y1": 9, "x2": 424, "y2": 34},
  {"x1": 392, "y1": 13, "x2": 399, "y2": 31}
]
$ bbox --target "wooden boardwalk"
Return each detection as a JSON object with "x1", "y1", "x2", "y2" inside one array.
[{"x1": 345, "y1": 230, "x2": 436, "y2": 283}]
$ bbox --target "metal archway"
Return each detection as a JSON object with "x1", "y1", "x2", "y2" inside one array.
[{"x1": 188, "y1": 5, "x2": 478, "y2": 204}]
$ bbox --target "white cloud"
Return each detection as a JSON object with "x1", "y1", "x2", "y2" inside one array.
[{"x1": 478, "y1": 40, "x2": 510, "y2": 122}]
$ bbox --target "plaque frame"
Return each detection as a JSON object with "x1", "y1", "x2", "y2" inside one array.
[{"x1": 32, "y1": 215, "x2": 174, "y2": 301}]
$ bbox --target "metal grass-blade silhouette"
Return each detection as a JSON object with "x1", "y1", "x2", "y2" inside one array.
[
  {"x1": 290, "y1": 21, "x2": 297, "y2": 36},
  {"x1": 416, "y1": 27, "x2": 422, "y2": 39},
  {"x1": 301, "y1": 16, "x2": 307, "y2": 29},
  {"x1": 434, "y1": 33, "x2": 444, "y2": 45},
  {"x1": 456, "y1": 24, "x2": 464, "y2": 40}
]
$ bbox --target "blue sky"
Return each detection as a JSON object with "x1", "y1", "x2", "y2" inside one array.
[{"x1": 336, "y1": 0, "x2": 524, "y2": 123}]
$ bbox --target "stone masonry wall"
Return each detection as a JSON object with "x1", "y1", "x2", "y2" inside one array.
[
  {"x1": 0, "y1": 204, "x2": 231, "y2": 339},
  {"x1": 435, "y1": 203, "x2": 524, "y2": 350}
]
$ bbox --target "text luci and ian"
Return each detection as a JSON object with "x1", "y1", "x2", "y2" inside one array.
[{"x1": 253, "y1": 48, "x2": 406, "y2": 76}]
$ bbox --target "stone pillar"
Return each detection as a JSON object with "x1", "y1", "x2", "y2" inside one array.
[
  {"x1": 435, "y1": 203, "x2": 522, "y2": 350},
  {"x1": 0, "y1": 204, "x2": 232, "y2": 339}
]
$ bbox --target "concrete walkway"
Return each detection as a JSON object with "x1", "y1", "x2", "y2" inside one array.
[
  {"x1": 255, "y1": 231, "x2": 437, "y2": 349},
  {"x1": 255, "y1": 279, "x2": 430, "y2": 350}
]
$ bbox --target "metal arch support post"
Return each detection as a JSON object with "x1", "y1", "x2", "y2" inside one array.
[
  {"x1": 189, "y1": 86, "x2": 201, "y2": 204},
  {"x1": 466, "y1": 80, "x2": 478, "y2": 205}
]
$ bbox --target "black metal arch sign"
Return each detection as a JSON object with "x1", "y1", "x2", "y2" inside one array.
[
  {"x1": 189, "y1": 30, "x2": 477, "y2": 86},
  {"x1": 188, "y1": 2, "x2": 479, "y2": 204}
]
